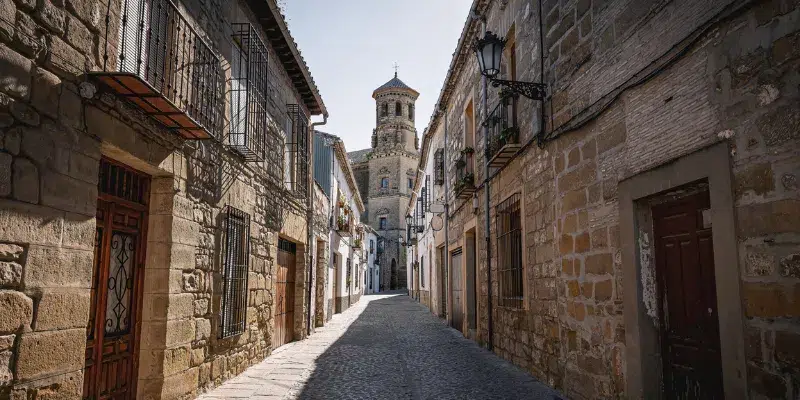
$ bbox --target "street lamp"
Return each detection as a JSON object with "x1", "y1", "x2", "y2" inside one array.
[{"x1": 473, "y1": 31, "x2": 547, "y2": 101}]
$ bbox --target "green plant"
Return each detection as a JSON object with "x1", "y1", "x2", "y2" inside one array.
[
  {"x1": 499, "y1": 126, "x2": 519, "y2": 145},
  {"x1": 461, "y1": 147, "x2": 474, "y2": 155},
  {"x1": 462, "y1": 173, "x2": 475, "y2": 186},
  {"x1": 455, "y1": 158, "x2": 466, "y2": 168}
]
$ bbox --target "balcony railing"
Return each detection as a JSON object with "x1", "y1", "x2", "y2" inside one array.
[
  {"x1": 484, "y1": 93, "x2": 520, "y2": 168},
  {"x1": 454, "y1": 153, "x2": 476, "y2": 199},
  {"x1": 336, "y1": 214, "x2": 352, "y2": 237},
  {"x1": 92, "y1": 0, "x2": 223, "y2": 139}
]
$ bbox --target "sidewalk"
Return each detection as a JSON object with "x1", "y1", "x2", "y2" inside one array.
[{"x1": 196, "y1": 293, "x2": 377, "y2": 399}]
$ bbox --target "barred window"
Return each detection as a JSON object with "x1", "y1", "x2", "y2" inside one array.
[
  {"x1": 220, "y1": 206, "x2": 251, "y2": 338},
  {"x1": 229, "y1": 23, "x2": 268, "y2": 161},
  {"x1": 434, "y1": 149, "x2": 444, "y2": 185},
  {"x1": 496, "y1": 193, "x2": 522, "y2": 308},
  {"x1": 286, "y1": 104, "x2": 309, "y2": 196}
]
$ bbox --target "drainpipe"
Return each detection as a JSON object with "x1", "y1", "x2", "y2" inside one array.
[
  {"x1": 307, "y1": 113, "x2": 328, "y2": 337},
  {"x1": 480, "y1": 17, "x2": 494, "y2": 351},
  {"x1": 442, "y1": 108, "x2": 450, "y2": 323}
]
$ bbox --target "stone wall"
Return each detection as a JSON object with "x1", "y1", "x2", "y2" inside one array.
[
  {"x1": 424, "y1": 0, "x2": 800, "y2": 398},
  {"x1": 0, "y1": 0, "x2": 319, "y2": 398}
]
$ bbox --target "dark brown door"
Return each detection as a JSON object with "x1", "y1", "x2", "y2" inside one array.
[
  {"x1": 85, "y1": 159, "x2": 150, "y2": 400},
  {"x1": 450, "y1": 249, "x2": 463, "y2": 332},
  {"x1": 273, "y1": 238, "x2": 296, "y2": 349},
  {"x1": 652, "y1": 188, "x2": 723, "y2": 399}
]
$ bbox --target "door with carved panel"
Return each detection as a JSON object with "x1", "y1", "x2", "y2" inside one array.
[
  {"x1": 273, "y1": 238, "x2": 296, "y2": 349},
  {"x1": 84, "y1": 159, "x2": 149, "y2": 400}
]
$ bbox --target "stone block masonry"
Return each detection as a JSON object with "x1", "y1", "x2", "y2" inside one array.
[
  {"x1": 413, "y1": 0, "x2": 800, "y2": 398},
  {"x1": 0, "y1": 0, "x2": 324, "y2": 398}
]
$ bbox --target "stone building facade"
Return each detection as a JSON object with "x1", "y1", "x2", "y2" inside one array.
[
  {"x1": 349, "y1": 74, "x2": 421, "y2": 291},
  {"x1": 0, "y1": 0, "x2": 326, "y2": 398},
  {"x1": 408, "y1": 0, "x2": 800, "y2": 399}
]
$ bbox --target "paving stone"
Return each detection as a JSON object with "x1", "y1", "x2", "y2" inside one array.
[{"x1": 198, "y1": 292, "x2": 563, "y2": 400}]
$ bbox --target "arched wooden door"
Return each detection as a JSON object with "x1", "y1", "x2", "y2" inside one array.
[
  {"x1": 84, "y1": 158, "x2": 149, "y2": 400},
  {"x1": 273, "y1": 238, "x2": 296, "y2": 349}
]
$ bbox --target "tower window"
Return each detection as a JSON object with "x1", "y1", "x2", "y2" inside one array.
[
  {"x1": 379, "y1": 217, "x2": 387, "y2": 230},
  {"x1": 408, "y1": 178, "x2": 413, "y2": 189},
  {"x1": 408, "y1": 104, "x2": 414, "y2": 120},
  {"x1": 381, "y1": 177, "x2": 389, "y2": 188},
  {"x1": 395, "y1": 101, "x2": 401, "y2": 116},
  {"x1": 382, "y1": 103, "x2": 388, "y2": 117}
]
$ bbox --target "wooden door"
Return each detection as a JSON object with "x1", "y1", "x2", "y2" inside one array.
[
  {"x1": 273, "y1": 238, "x2": 296, "y2": 349},
  {"x1": 450, "y1": 249, "x2": 463, "y2": 331},
  {"x1": 438, "y1": 247, "x2": 447, "y2": 318},
  {"x1": 85, "y1": 159, "x2": 149, "y2": 400},
  {"x1": 652, "y1": 188, "x2": 723, "y2": 399}
]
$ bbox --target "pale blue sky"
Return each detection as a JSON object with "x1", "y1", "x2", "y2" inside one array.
[{"x1": 283, "y1": 0, "x2": 474, "y2": 152}]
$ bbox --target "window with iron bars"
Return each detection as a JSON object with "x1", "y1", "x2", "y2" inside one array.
[
  {"x1": 286, "y1": 104, "x2": 309, "y2": 196},
  {"x1": 220, "y1": 206, "x2": 251, "y2": 338},
  {"x1": 434, "y1": 149, "x2": 444, "y2": 185},
  {"x1": 496, "y1": 193, "x2": 523, "y2": 308},
  {"x1": 229, "y1": 23, "x2": 268, "y2": 161}
]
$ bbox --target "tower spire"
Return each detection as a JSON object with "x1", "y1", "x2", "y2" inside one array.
[{"x1": 393, "y1": 62, "x2": 399, "y2": 78}]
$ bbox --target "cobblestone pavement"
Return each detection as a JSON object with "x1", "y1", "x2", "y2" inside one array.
[{"x1": 197, "y1": 292, "x2": 563, "y2": 400}]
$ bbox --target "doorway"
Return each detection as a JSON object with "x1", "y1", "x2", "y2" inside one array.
[
  {"x1": 438, "y1": 246, "x2": 446, "y2": 319},
  {"x1": 652, "y1": 187, "x2": 723, "y2": 398},
  {"x1": 465, "y1": 230, "x2": 477, "y2": 335},
  {"x1": 84, "y1": 158, "x2": 149, "y2": 399},
  {"x1": 273, "y1": 238, "x2": 297, "y2": 349},
  {"x1": 450, "y1": 248, "x2": 463, "y2": 332},
  {"x1": 390, "y1": 258, "x2": 397, "y2": 290}
]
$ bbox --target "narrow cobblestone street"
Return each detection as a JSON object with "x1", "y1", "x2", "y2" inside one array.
[{"x1": 198, "y1": 293, "x2": 563, "y2": 400}]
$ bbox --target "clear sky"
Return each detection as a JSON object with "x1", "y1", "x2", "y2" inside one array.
[{"x1": 283, "y1": 0, "x2": 474, "y2": 152}]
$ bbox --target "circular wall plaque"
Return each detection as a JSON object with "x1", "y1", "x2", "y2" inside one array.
[{"x1": 430, "y1": 215, "x2": 444, "y2": 231}]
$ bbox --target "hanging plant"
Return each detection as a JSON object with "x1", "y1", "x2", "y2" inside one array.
[
  {"x1": 455, "y1": 158, "x2": 466, "y2": 168},
  {"x1": 461, "y1": 147, "x2": 475, "y2": 155}
]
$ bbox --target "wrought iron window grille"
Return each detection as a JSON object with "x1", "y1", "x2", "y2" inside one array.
[
  {"x1": 496, "y1": 193, "x2": 523, "y2": 309},
  {"x1": 229, "y1": 23, "x2": 269, "y2": 162},
  {"x1": 286, "y1": 104, "x2": 309, "y2": 197},
  {"x1": 93, "y1": 0, "x2": 223, "y2": 139},
  {"x1": 220, "y1": 206, "x2": 251, "y2": 338},
  {"x1": 434, "y1": 149, "x2": 444, "y2": 186},
  {"x1": 482, "y1": 92, "x2": 521, "y2": 168}
]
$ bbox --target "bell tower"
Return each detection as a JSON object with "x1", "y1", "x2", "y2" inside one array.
[
  {"x1": 365, "y1": 72, "x2": 420, "y2": 290},
  {"x1": 371, "y1": 71, "x2": 420, "y2": 154}
]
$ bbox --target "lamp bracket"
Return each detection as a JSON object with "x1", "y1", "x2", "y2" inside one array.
[{"x1": 490, "y1": 78, "x2": 547, "y2": 101}]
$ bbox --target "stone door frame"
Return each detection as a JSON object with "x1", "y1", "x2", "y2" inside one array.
[{"x1": 619, "y1": 142, "x2": 747, "y2": 398}]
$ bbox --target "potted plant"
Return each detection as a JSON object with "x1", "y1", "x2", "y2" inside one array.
[
  {"x1": 337, "y1": 215, "x2": 348, "y2": 231},
  {"x1": 462, "y1": 173, "x2": 475, "y2": 187},
  {"x1": 455, "y1": 158, "x2": 466, "y2": 168},
  {"x1": 461, "y1": 147, "x2": 474, "y2": 155},
  {"x1": 353, "y1": 238, "x2": 362, "y2": 248},
  {"x1": 499, "y1": 126, "x2": 519, "y2": 146}
]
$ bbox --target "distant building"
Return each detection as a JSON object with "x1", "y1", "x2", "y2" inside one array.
[{"x1": 349, "y1": 73, "x2": 421, "y2": 290}]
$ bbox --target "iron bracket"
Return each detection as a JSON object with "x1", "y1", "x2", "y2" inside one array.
[{"x1": 490, "y1": 78, "x2": 547, "y2": 101}]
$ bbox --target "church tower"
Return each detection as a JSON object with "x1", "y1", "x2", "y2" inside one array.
[{"x1": 365, "y1": 73, "x2": 420, "y2": 290}]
